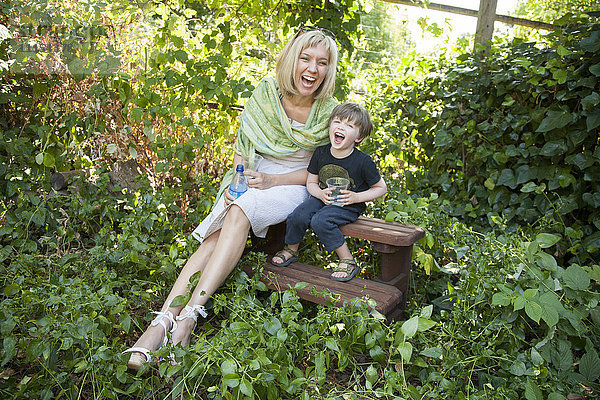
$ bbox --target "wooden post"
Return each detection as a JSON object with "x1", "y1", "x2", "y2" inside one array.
[{"x1": 475, "y1": 0, "x2": 498, "y2": 53}]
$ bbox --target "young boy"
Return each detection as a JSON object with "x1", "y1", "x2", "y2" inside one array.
[{"x1": 271, "y1": 103, "x2": 387, "y2": 281}]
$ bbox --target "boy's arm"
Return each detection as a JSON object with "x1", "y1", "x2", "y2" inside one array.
[
  {"x1": 306, "y1": 172, "x2": 334, "y2": 205},
  {"x1": 339, "y1": 177, "x2": 387, "y2": 206}
]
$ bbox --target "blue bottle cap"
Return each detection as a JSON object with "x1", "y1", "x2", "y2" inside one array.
[{"x1": 236, "y1": 164, "x2": 244, "y2": 172}]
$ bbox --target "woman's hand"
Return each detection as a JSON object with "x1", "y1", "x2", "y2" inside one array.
[
  {"x1": 245, "y1": 170, "x2": 275, "y2": 190},
  {"x1": 223, "y1": 188, "x2": 236, "y2": 206}
]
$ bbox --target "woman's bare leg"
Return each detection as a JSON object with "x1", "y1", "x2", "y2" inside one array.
[
  {"x1": 127, "y1": 229, "x2": 221, "y2": 354},
  {"x1": 171, "y1": 205, "x2": 251, "y2": 346}
]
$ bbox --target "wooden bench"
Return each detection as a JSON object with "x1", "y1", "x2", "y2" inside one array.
[{"x1": 242, "y1": 216, "x2": 425, "y2": 320}]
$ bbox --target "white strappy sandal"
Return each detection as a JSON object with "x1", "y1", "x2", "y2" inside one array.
[
  {"x1": 175, "y1": 304, "x2": 208, "y2": 331},
  {"x1": 123, "y1": 310, "x2": 178, "y2": 371}
]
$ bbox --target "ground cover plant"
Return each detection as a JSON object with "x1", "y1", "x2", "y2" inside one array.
[{"x1": 1, "y1": 0, "x2": 599, "y2": 398}]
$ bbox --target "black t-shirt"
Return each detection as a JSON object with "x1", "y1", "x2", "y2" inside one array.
[{"x1": 307, "y1": 144, "x2": 382, "y2": 213}]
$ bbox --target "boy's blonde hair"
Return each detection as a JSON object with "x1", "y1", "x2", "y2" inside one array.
[
  {"x1": 276, "y1": 30, "x2": 338, "y2": 99},
  {"x1": 329, "y1": 103, "x2": 373, "y2": 140}
]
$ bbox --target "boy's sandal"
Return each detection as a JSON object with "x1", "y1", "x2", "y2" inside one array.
[
  {"x1": 270, "y1": 245, "x2": 299, "y2": 267},
  {"x1": 331, "y1": 259, "x2": 360, "y2": 282}
]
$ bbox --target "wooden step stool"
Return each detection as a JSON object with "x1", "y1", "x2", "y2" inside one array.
[{"x1": 243, "y1": 216, "x2": 425, "y2": 320}]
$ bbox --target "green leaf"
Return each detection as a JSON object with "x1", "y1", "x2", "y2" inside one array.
[
  {"x1": 541, "y1": 304, "x2": 559, "y2": 327},
  {"x1": 239, "y1": 379, "x2": 253, "y2": 396},
  {"x1": 169, "y1": 294, "x2": 188, "y2": 307},
  {"x1": 563, "y1": 265, "x2": 590, "y2": 290},
  {"x1": 401, "y1": 316, "x2": 419, "y2": 338},
  {"x1": 536, "y1": 251, "x2": 557, "y2": 271},
  {"x1": 524, "y1": 378, "x2": 543, "y2": 400},
  {"x1": 1, "y1": 336, "x2": 17, "y2": 366},
  {"x1": 557, "y1": 45, "x2": 571, "y2": 56},
  {"x1": 221, "y1": 359, "x2": 238, "y2": 382},
  {"x1": 417, "y1": 317, "x2": 436, "y2": 332},
  {"x1": 523, "y1": 288, "x2": 538, "y2": 300},
  {"x1": 68, "y1": 58, "x2": 89, "y2": 81},
  {"x1": 365, "y1": 365, "x2": 378, "y2": 385},
  {"x1": 521, "y1": 182, "x2": 539, "y2": 193},
  {"x1": 586, "y1": 110, "x2": 600, "y2": 131},
  {"x1": 513, "y1": 295, "x2": 525, "y2": 311},
  {"x1": 510, "y1": 361, "x2": 527, "y2": 376},
  {"x1": 420, "y1": 347, "x2": 443, "y2": 359},
  {"x1": 539, "y1": 291, "x2": 565, "y2": 313},
  {"x1": 420, "y1": 304, "x2": 433, "y2": 319},
  {"x1": 492, "y1": 292, "x2": 510, "y2": 306},
  {"x1": 552, "y1": 68, "x2": 568, "y2": 84},
  {"x1": 540, "y1": 140, "x2": 568, "y2": 156},
  {"x1": 173, "y1": 49, "x2": 188, "y2": 62},
  {"x1": 589, "y1": 63, "x2": 600, "y2": 77},
  {"x1": 536, "y1": 111, "x2": 572, "y2": 133},
  {"x1": 143, "y1": 126, "x2": 156, "y2": 142},
  {"x1": 579, "y1": 31, "x2": 600, "y2": 52},
  {"x1": 264, "y1": 317, "x2": 282, "y2": 336},
  {"x1": 43, "y1": 152, "x2": 55, "y2": 167},
  {"x1": 397, "y1": 342, "x2": 413, "y2": 362},
  {"x1": 548, "y1": 393, "x2": 566, "y2": 400},
  {"x1": 552, "y1": 340, "x2": 573, "y2": 371},
  {"x1": 535, "y1": 233, "x2": 560, "y2": 248},
  {"x1": 294, "y1": 282, "x2": 309, "y2": 289},
  {"x1": 525, "y1": 301, "x2": 542, "y2": 323},
  {"x1": 325, "y1": 338, "x2": 339, "y2": 352},
  {"x1": 497, "y1": 169, "x2": 517, "y2": 189},
  {"x1": 107, "y1": 144, "x2": 117, "y2": 154},
  {"x1": 579, "y1": 351, "x2": 600, "y2": 382},
  {"x1": 369, "y1": 345, "x2": 386, "y2": 363}
]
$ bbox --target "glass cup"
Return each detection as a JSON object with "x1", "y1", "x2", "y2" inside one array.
[
  {"x1": 242, "y1": 153, "x2": 264, "y2": 172},
  {"x1": 326, "y1": 177, "x2": 350, "y2": 206}
]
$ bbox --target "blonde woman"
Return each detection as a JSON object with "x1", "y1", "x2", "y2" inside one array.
[{"x1": 124, "y1": 28, "x2": 339, "y2": 370}]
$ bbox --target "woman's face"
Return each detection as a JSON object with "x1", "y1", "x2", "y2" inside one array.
[{"x1": 294, "y1": 44, "x2": 330, "y2": 99}]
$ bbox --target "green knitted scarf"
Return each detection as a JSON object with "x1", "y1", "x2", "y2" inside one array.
[{"x1": 214, "y1": 77, "x2": 337, "y2": 203}]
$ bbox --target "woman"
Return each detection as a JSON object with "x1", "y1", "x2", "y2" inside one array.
[{"x1": 124, "y1": 29, "x2": 339, "y2": 370}]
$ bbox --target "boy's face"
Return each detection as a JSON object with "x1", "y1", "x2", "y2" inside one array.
[{"x1": 329, "y1": 116, "x2": 362, "y2": 152}]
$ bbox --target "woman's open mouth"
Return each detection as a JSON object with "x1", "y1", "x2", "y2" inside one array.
[{"x1": 301, "y1": 75, "x2": 316, "y2": 87}]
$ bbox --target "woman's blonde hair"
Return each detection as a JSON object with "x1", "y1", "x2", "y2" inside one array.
[{"x1": 276, "y1": 30, "x2": 338, "y2": 99}]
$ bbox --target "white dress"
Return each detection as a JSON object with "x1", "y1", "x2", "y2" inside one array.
[{"x1": 192, "y1": 122, "x2": 312, "y2": 242}]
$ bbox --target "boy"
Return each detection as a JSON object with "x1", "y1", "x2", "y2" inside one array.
[{"x1": 271, "y1": 103, "x2": 387, "y2": 281}]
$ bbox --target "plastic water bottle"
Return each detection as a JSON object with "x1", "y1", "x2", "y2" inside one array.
[{"x1": 229, "y1": 164, "x2": 248, "y2": 199}]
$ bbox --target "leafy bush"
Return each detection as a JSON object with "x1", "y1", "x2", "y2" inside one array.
[
  {"x1": 384, "y1": 193, "x2": 599, "y2": 399},
  {"x1": 376, "y1": 23, "x2": 600, "y2": 264}
]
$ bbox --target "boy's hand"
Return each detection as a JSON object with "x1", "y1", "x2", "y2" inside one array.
[
  {"x1": 335, "y1": 190, "x2": 359, "y2": 206},
  {"x1": 318, "y1": 188, "x2": 335, "y2": 205}
]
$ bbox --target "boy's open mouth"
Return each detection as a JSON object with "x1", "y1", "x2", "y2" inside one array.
[{"x1": 334, "y1": 132, "x2": 345, "y2": 144}]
